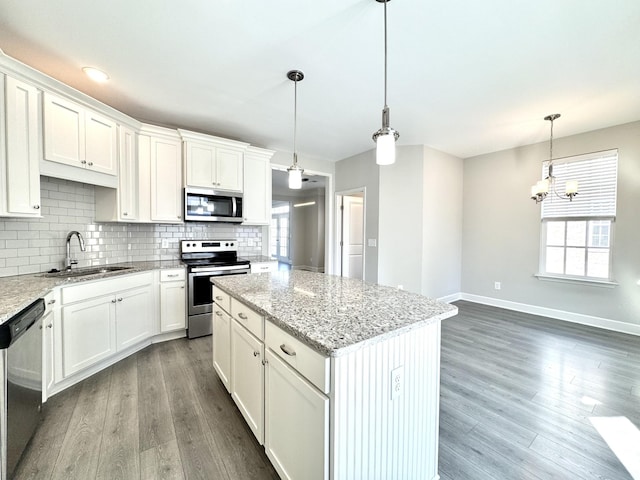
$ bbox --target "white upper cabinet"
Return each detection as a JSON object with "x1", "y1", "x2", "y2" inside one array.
[
  {"x1": 1, "y1": 74, "x2": 42, "y2": 217},
  {"x1": 179, "y1": 130, "x2": 248, "y2": 192},
  {"x1": 243, "y1": 146, "x2": 275, "y2": 225},
  {"x1": 43, "y1": 92, "x2": 117, "y2": 176}
]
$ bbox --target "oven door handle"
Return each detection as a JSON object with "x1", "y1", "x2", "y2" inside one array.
[{"x1": 191, "y1": 265, "x2": 249, "y2": 273}]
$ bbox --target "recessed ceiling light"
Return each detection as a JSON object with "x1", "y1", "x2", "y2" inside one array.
[{"x1": 82, "y1": 66, "x2": 109, "y2": 83}]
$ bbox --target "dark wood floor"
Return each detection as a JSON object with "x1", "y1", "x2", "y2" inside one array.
[{"x1": 14, "y1": 301, "x2": 639, "y2": 479}]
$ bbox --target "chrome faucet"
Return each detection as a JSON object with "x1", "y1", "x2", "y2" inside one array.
[{"x1": 65, "y1": 231, "x2": 86, "y2": 270}]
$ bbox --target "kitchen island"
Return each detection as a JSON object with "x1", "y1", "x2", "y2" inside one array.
[{"x1": 212, "y1": 270, "x2": 457, "y2": 480}]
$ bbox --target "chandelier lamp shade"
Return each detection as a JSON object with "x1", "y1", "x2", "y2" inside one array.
[
  {"x1": 287, "y1": 69, "x2": 304, "y2": 189},
  {"x1": 530, "y1": 113, "x2": 579, "y2": 204},
  {"x1": 372, "y1": 0, "x2": 399, "y2": 166}
]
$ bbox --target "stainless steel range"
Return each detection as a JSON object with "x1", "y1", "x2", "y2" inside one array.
[{"x1": 181, "y1": 240, "x2": 250, "y2": 338}]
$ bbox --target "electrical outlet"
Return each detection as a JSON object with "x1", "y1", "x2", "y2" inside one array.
[
  {"x1": 494, "y1": 281, "x2": 501, "y2": 290},
  {"x1": 391, "y1": 366, "x2": 404, "y2": 400},
  {"x1": 161, "y1": 239, "x2": 169, "y2": 249},
  {"x1": 368, "y1": 238, "x2": 377, "y2": 247}
]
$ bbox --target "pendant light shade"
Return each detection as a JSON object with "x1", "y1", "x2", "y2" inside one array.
[
  {"x1": 287, "y1": 70, "x2": 304, "y2": 190},
  {"x1": 372, "y1": 0, "x2": 399, "y2": 166}
]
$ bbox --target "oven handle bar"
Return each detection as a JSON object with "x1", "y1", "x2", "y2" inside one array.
[{"x1": 190, "y1": 265, "x2": 250, "y2": 273}]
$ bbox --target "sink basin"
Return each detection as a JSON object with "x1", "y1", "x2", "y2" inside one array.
[{"x1": 43, "y1": 266, "x2": 134, "y2": 278}]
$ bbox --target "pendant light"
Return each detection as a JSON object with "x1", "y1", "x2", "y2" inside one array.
[
  {"x1": 530, "y1": 113, "x2": 579, "y2": 203},
  {"x1": 287, "y1": 70, "x2": 304, "y2": 189},
  {"x1": 372, "y1": 0, "x2": 399, "y2": 166}
]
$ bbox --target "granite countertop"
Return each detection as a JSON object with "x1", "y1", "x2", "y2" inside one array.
[
  {"x1": 0, "y1": 260, "x2": 184, "y2": 324},
  {"x1": 212, "y1": 271, "x2": 458, "y2": 357},
  {"x1": 241, "y1": 255, "x2": 277, "y2": 263}
]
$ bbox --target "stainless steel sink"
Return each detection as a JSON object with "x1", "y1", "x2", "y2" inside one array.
[{"x1": 43, "y1": 266, "x2": 134, "y2": 278}]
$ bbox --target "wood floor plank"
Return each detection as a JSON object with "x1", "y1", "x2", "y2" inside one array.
[
  {"x1": 49, "y1": 367, "x2": 112, "y2": 480},
  {"x1": 160, "y1": 340, "x2": 228, "y2": 479},
  {"x1": 137, "y1": 343, "x2": 178, "y2": 451},
  {"x1": 95, "y1": 355, "x2": 140, "y2": 480},
  {"x1": 140, "y1": 439, "x2": 185, "y2": 480}
]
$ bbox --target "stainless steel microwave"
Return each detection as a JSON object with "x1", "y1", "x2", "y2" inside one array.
[{"x1": 184, "y1": 187, "x2": 243, "y2": 223}]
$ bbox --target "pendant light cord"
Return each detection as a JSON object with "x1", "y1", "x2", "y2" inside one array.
[
  {"x1": 549, "y1": 117, "x2": 554, "y2": 163},
  {"x1": 293, "y1": 78, "x2": 298, "y2": 166},
  {"x1": 383, "y1": 0, "x2": 388, "y2": 109}
]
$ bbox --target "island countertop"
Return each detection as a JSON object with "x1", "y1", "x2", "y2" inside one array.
[{"x1": 212, "y1": 270, "x2": 457, "y2": 357}]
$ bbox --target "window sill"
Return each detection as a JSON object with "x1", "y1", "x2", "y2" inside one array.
[{"x1": 534, "y1": 273, "x2": 618, "y2": 288}]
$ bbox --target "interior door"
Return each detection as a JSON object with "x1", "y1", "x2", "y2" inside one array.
[
  {"x1": 270, "y1": 203, "x2": 291, "y2": 263},
  {"x1": 341, "y1": 195, "x2": 364, "y2": 279}
]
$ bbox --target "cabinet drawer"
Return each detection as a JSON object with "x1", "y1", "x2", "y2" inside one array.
[
  {"x1": 160, "y1": 268, "x2": 185, "y2": 282},
  {"x1": 265, "y1": 322, "x2": 330, "y2": 394},
  {"x1": 212, "y1": 286, "x2": 231, "y2": 314},
  {"x1": 231, "y1": 297, "x2": 264, "y2": 340}
]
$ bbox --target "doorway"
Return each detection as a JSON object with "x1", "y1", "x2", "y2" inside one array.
[
  {"x1": 270, "y1": 201, "x2": 291, "y2": 264},
  {"x1": 336, "y1": 190, "x2": 365, "y2": 280}
]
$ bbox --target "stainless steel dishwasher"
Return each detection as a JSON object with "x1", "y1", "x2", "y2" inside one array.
[{"x1": 0, "y1": 298, "x2": 44, "y2": 479}]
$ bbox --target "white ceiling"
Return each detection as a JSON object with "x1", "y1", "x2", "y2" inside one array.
[
  {"x1": 272, "y1": 170, "x2": 326, "y2": 197},
  {"x1": 1, "y1": 0, "x2": 638, "y2": 161}
]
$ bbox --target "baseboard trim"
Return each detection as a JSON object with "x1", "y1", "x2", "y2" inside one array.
[
  {"x1": 460, "y1": 293, "x2": 640, "y2": 337},
  {"x1": 437, "y1": 292, "x2": 462, "y2": 304}
]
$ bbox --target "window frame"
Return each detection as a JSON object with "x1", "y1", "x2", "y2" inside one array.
[{"x1": 538, "y1": 216, "x2": 616, "y2": 284}]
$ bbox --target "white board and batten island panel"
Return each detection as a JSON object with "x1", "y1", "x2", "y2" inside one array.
[{"x1": 212, "y1": 270, "x2": 457, "y2": 480}]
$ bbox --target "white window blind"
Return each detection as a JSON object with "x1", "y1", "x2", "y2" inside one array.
[{"x1": 541, "y1": 149, "x2": 618, "y2": 219}]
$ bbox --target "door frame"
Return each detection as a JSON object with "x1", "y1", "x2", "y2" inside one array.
[
  {"x1": 270, "y1": 200, "x2": 292, "y2": 264},
  {"x1": 269, "y1": 165, "x2": 334, "y2": 275},
  {"x1": 335, "y1": 187, "x2": 366, "y2": 280}
]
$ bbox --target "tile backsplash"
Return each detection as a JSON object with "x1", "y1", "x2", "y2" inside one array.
[{"x1": 0, "y1": 177, "x2": 264, "y2": 277}]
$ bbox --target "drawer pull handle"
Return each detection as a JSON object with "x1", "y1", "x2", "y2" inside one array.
[
  {"x1": 253, "y1": 351, "x2": 260, "y2": 357},
  {"x1": 47, "y1": 299, "x2": 56, "y2": 305},
  {"x1": 238, "y1": 313, "x2": 248, "y2": 320},
  {"x1": 215, "y1": 296, "x2": 223, "y2": 301},
  {"x1": 167, "y1": 274, "x2": 179, "y2": 278},
  {"x1": 280, "y1": 344, "x2": 296, "y2": 356},
  {"x1": 215, "y1": 311, "x2": 223, "y2": 317}
]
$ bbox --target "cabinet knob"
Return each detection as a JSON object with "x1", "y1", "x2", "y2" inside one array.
[
  {"x1": 262, "y1": 359, "x2": 269, "y2": 366},
  {"x1": 117, "y1": 297, "x2": 123, "y2": 302},
  {"x1": 111, "y1": 299, "x2": 117, "y2": 303},
  {"x1": 88, "y1": 162, "x2": 94, "y2": 166},
  {"x1": 181, "y1": 286, "x2": 185, "y2": 289},
  {"x1": 177, "y1": 215, "x2": 182, "y2": 219},
  {"x1": 253, "y1": 351, "x2": 260, "y2": 357},
  {"x1": 47, "y1": 323, "x2": 53, "y2": 329},
  {"x1": 280, "y1": 344, "x2": 296, "y2": 356},
  {"x1": 33, "y1": 204, "x2": 40, "y2": 210},
  {"x1": 123, "y1": 212, "x2": 128, "y2": 216},
  {"x1": 81, "y1": 160, "x2": 87, "y2": 165}
]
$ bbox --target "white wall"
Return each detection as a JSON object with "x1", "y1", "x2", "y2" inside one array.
[{"x1": 462, "y1": 120, "x2": 640, "y2": 329}]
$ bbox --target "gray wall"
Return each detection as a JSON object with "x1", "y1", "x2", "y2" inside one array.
[
  {"x1": 377, "y1": 145, "x2": 464, "y2": 299},
  {"x1": 335, "y1": 149, "x2": 379, "y2": 283},
  {"x1": 462, "y1": 120, "x2": 640, "y2": 326},
  {"x1": 0, "y1": 176, "x2": 263, "y2": 277}
]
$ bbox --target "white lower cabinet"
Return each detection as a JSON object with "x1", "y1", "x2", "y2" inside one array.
[
  {"x1": 264, "y1": 350, "x2": 329, "y2": 480},
  {"x1": 231, "y1": 319, "x2": 264, "y2": 444},
  {"x1": 159, "y1": 268, "x2": 186, "y2": 332},
  {"x1": 61, "y1": 294, "x2": 116, "y2": 377},
  {"x1": 58, "y1": 273, "x2": 154, "y2": 380},
  {"x1": 212, "y1": 304, "x2": 232, "y2": 392}
]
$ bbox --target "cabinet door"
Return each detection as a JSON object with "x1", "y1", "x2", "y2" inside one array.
[
  {"x1": 215, "y1": 148, "x2": 243, "y2": 191},
  {"x1": 118, "y1": 126, "x2": 138, "y2": 220},
  {"x1": 242, "y1": 153, "x2": 270, "y2": 224},
  {"x1": 212, "y1": 305, "x2": 232, "y2": 392},
  {"x1": 85, "y1": 110, "x2": 117, "y2": 175},
  {"x1": 231, "y1": 321, "x2": 264, "y2": 444},
  {"x1": 115, "y1": 285, "x2": 153, "y2": 351},
  {"x1": 265, "y1": 350, "x2": 329, "y2": 480},
  {"x1": 185, "y1": 141, "x2": 215, "y2": 187},
  {"x1": 43, "y1": 92, "x2": 85, "y2": 167},
  {"x1": 160, "y1": 281, "x2": 186, "y2": 332},
  {"x1": 150, "y1": 136, "x2": 182, "y2": 222},
  {"x1": 42, "y1": 309, "x2": 54, "y2": 399},
  {"x1": 4, "y1": 76, "x2": 41, "y2": 216},
  {"x1": 61, "y1": 296, "x2": 115, "y2": 378}
]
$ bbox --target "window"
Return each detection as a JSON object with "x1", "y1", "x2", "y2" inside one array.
[{"x1": 539, "y1": 150, "x2": 617, "y2": 281}]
